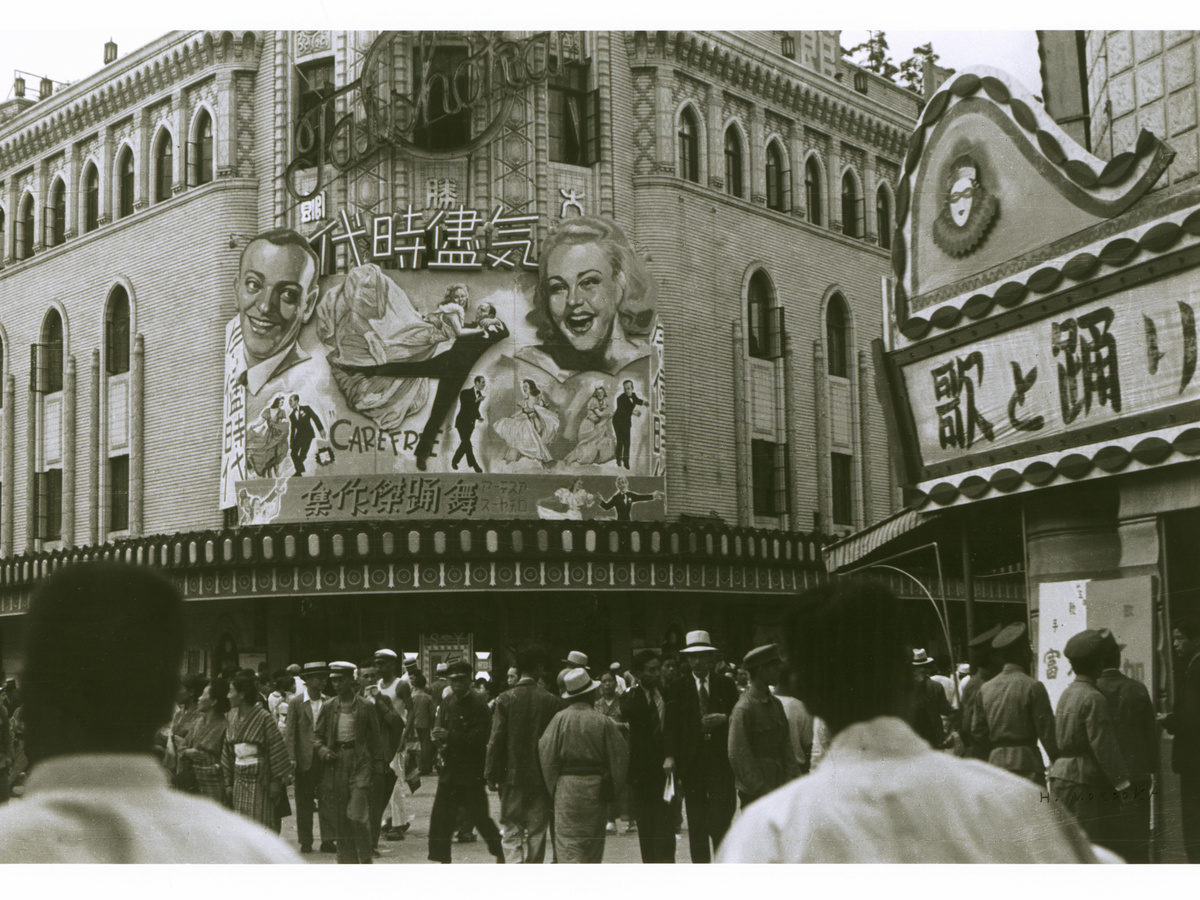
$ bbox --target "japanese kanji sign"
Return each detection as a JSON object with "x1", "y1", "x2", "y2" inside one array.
[
  {"x1": 901, "y1": 279, "x2": 1200, "y2": 469},
  {"x1": 1037, "y1": 580, "x2": 1089, "y2": 713}
]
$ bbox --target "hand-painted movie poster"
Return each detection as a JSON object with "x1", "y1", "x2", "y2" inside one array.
[{"x1": 220, "y1": 215, "x2": 665, "y2": 525}]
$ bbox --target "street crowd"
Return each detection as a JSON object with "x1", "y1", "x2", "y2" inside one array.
[{"x1": 0, "y1": 562, "x2": 1198, "y2": 864}]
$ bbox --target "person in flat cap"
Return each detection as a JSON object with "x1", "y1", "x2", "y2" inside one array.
[
  {"x1": 958, "y1": 624, "x2": 1002, "y2": 760},
  {"x1": 0, "y1": 562, "x2": 301, "y2": 862},
  {"x1": 370, "y1": 650, "x2": 410, "y2": 843},
  {"x1": 717, "y1": 580, "x2": 1105, "y2": 863},
  {"x1": 972, "y1": 622, "x2": 1058, "y2": 784},
  {"x1": 313, "y1": 661, "x2": 383, "y2": 864},
  {"x1": 285, "y1": 662, "x2": 336, "y2": 854},
  {"x1": 906, "y1": 649, "x2": 952, "y2": 749},
  {"x1": 538, "y1": 668, "x2": 628, "y2": 863},
  {"x1": 1048, "y1": 629, "x2": 1132, "y2": 855},
  {"x1": 428, "y1": 660, "x2": 504, "y2": 863},
  {"x1": 726, "y1": 645, "x2": 800, "y2": 809},
  {"x1": 662, "y1": 629, "x2": 738, "y2": 863}
]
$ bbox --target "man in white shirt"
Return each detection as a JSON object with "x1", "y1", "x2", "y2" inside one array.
[
  {"x1": 717, "y1": 581, "x2": 1104, "y2": 864},
  {"x1": 0, "y1": 562, "x2": 300, "y2": 863}
]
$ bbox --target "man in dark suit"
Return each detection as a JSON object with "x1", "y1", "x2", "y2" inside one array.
[
  {"x1": 599, "y1": 476, "x2": 664, "y2": 522},
  {"x1": 451, "y1": 376, "x2": 486, "y2": 473},
  {"x1": 287, "y1": 393, "x2": 326, "y2": 475},
  {"x1": 620, "y1": 649, "x2": 675, "y2": 863},
  {"x1": 663, "y1": 630, "x2": 738, "y2": 863},
  {"x1": 284, "y1": 662, "x2": 335, "y2": 854},
  {"x1": 1160, "y1": 618, "x2": 1200, "y2": 862},
  {"x1": 612, "y1": 379, "x2": 646, "y2": 469}
]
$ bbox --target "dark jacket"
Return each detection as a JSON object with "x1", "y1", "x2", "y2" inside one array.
[
  {"x1": 1096, "y1": 668, "x2": 1158, "y2": 785},
  {"x1": 437, "y1": 688, "x2": 493, "y2": 785},
  {"x1": 284, "y1": 693, "x2": 329, "y2": 773},
  {"x1": 486, "y1": 678, "x2": 562, "y2": 789},
  {"x1": 663, "y1": 671, "x2": 738, "y2": 781},
  {"x1": 455, "y1": 388, "x2": 484, "y2": 430},
  {"x1": 613, "y1": 391, "x2": 645, "y2": 428},
  {"x1": 313, "y1": 694, "x2": 384, "y2": 789},
  {"x1": 621, "y1": 685, "x2": 669, "y2": 795},
  {"x1": 1163, "y1": 653, "x2": 1200, "y2": 776}
]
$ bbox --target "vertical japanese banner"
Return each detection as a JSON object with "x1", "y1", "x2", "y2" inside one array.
[
  {"x1": 1037, "y1": 580, "x2": 1089, "y2": 712},
  {"x1": 1083, "y1": 576, "x2": 1155, "y2": 693}
]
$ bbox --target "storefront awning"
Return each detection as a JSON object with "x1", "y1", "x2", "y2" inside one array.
[{"x1": 822, "y1": 507, "x2": 939, "y2": 574}]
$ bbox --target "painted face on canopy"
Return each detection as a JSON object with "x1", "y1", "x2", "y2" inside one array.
[
  {"x1": 545, "y1": 242, "x2": 620, "y2": 354},
  {"x1": 948, "y1": 171, "x2": 976, "y2": 227},
  {"x1": 236, "y1": 239, "x2": 318, "y2": 366}
]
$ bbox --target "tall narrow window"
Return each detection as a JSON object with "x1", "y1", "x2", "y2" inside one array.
[
  {"x1": 412, "y1": 45, "x2": 471, "y2": 151},
  {"x1": 678, "y1": 107, "x2": 700, "y2": 183},
  {"x1": 83, "y1": 163, "x2": 99, "y2": 233},
  {"x1": 549, "y1": 60, "x2": 598, "y2": 166},
  {"x1": 0, "y1": 208, "x2": 6, "y2": 266},
  {"x1": 747, "y1": 271, "x2": 779, "y2": 360},
  {"x1": 36, "y1": 468, "x2": 63, "y2": 541},
  {"x1": 155, "y1": 130, "x2": 174, "y2": 203},
  {"x1": 752, "y1": 440, "x2": 789, "y2": 517},
  {"x1": 106, "y1": 287, "x2": 130, "y2": 375},
  {"x1": 296, "y1": 58, "x2": 336, "y2": 169},
  {"x1": 109, "y1": 455, "x2": 130, "y2": 532},
  {"x1": 831, "y1": 452, "x2": 854, "y2": 525},
  {"x1": 118, "y1": 147, "x2": 135, "y2": 219},
  {"x1": 877, "y1": 185, "x2": 893, "y2": 250},
  {"x1": 765, "y1": 141, "x2": 786, "y2": 212},
  {"x1": 724, "y1": 127, "x2": 744, "y2": 198},
  {"x1": 193, "y1": 110, "x2": 214, "y2": 185},
  {"x1": 805, "y1": 158, "x2": 822, "y2": 226},
  {"x1": 18, "y1": 193, "x2": 35, "y2": 260},
  {"x1": 40, "y1": 308, "x2": 64, "y2": 394},
  {"x1": 48, "y1": 178, "x2": 66, "y2": 246},
  {"x1": 826, "y1": 294, "x2": 849, "y2": 378},
  {"x1": 841, "y1": 172, "x2": 862, "y2": 238}
]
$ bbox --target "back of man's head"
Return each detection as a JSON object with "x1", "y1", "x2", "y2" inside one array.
[
  {"x1": 515, "y1": 643, "x2": 548, "y2": 679},
  {"x1": 23, "y1": 562, "x2": 183, "y2": 766},
  {"x1": 785, "y1": 580, "x2": 907, "y2": 736}
]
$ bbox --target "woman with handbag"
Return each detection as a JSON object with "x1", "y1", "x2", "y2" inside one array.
[
  {"x1": 221, "y1": 670, "x2": 293, "y2": 833},
  {"x1": 180, "y1": 676, "x2": 232, "y2": 804}
]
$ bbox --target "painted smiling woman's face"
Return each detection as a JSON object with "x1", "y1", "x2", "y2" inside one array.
[{"x1": 545, "y1": 243, "x2": 619, "y2": 354}]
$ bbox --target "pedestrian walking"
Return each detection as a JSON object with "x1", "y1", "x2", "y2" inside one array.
[
  {"x1": 223, "y1": 670, "x2": 294, "y2": 834},
  {"x1": 428, "y1": 661, "x2": 504, "y2": 863},
  {"x1": 973, "y1": 622, "x2": 1058, "y2": 784},
  {"x1": 314, "y1": 661, "x2": 382, "y2": 864},
  {"x1": 284, "y1": 661, "x2": 335, "y2": 854},
  {"x1": 663, "y1": 629, "x2": 738, "y2": 863},
  {"x1": 1160, "y1": 618, "x2": 1200, "y2": 862},
  {"x1": 539, "y1": 667, "x2": 629, "y2": 863},
  {"x1": 1049, "y1": 629, "x2": 1132, "y2": 855},
  {"x1": 959, "y1": 624, "x2": 1002, "y2": 760},
  {"x1": 907, "y1": 648, "x2": 951, "y2": 749},
  {"x1": 727, "y1": 644, "x2": 800, "y2": 808},
  {"x1": 486, "y1": 644, "x2": 561, "y2": 863},
  {"x1": 716, "y1": 580, "x2": 1105, "y2": 863},
  {"x1": 620, "y1": 649, "x2": 676, "y2": 862},
  {"x1": 594, "y1": 670, "x2": 633, "y2": 834}
]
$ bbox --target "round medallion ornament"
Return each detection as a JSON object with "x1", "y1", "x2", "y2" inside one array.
[{"x1": 933, "y1": 155, "x2": 999, "y2": 258}]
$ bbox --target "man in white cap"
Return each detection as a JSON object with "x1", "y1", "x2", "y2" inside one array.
[
  {"x1": 908, "y1": 648, "x2": 951, "y2": 748},
  {"x1": 314, "y1": 661, "x2": 383, "y2": 864},
  {"x1": 727, "y1": 644, "x2": 800, "y2": 808},
  {"x1": 539, "y1": 667, "x2": 628, "y2": 863},
  {"x1": 373, "y1": 650, "x2": 409, "y2": 841},
  {"x1": 609, "y1": 662, "x2": 627, "y2": 694},
  {"x1": 663, "y1": 630, "x2": 738, "y2": 863},
  {"x1": 285, "y1": 661, "x2": 335, "y2": 854}
]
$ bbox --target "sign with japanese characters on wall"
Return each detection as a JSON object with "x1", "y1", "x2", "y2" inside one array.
[
  {"x1": 901, "y1": 276, "x2": 1200, "y2": 471},
  {"x1": 220, "y1": 211, "x2": 666, "y2": 526},
  {"x1": 1037, "y1": 580, "x2": 1088, "y2": 714}
]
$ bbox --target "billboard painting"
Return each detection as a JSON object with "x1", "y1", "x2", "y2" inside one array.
[{"x1": 221, "y1": 215, "x2": 665, "y2": 524}]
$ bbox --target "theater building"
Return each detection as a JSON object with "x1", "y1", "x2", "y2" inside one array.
[
  {"x1": 863, "y1": 32, "x2": 1200, "y2": 859},
  {"x1": 0, "y1": 30, "x2": 916, "y2": 678}
]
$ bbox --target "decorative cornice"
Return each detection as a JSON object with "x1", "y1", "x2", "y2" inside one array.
[
  {"x1": 624, "y1": 31, "x2": 913, "y2": 158},
  {"x1": 0, "y1": 31, "x2": 261, "y2": 172}
]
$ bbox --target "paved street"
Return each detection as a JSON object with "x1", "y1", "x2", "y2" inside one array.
[{"x1": 281, "y1": 775, "x2": 682, "y2": 864}]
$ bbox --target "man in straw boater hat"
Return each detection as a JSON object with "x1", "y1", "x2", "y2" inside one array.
[
  {"x1": 973, "y1": 622, "x2": 1059, "y2": 784},
  {"x1": 908, "y1": 648, "x2": 952, "y2": 749},
  {"x1": 0, "y1": 562, "x2": 300, "y2": 862},
  {"x1": 727, "y1": 644, "x2": 800, "y2": 810},
  {"x1": 314, "y1": 661, "x2": 383, "y2": 864},
  {"x1": 539, "y1": 667, "x2": 628, "y2": 863},
  {"x1": 284, "y1": 661, "x2": 336, "y2": 854},
  {"x1": 663, "y1": 629, "x2": 738, "y2": 863},
  {"x1": 717, "y1": 580, "x2": 1107, "y2": 862}
]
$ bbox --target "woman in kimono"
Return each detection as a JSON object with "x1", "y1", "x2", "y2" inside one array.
[
  {"x1": 493, "y1": 379, "x2": 561, "y2": 466},
  {"x1": 180, "y1": 676, "x2": 232, "y2": 804},
  {"x1": 222, "y1": 671, "x2": 293, "y2": 832}
]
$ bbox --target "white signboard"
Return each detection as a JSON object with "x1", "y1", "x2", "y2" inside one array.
[{"x1": 1037, "y1": 579, "x2": 1089, "y2": 713}]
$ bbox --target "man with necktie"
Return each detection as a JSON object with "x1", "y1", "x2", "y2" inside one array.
[{"x1": 620, "y1": 649, "x2": 675, "y2": 862}]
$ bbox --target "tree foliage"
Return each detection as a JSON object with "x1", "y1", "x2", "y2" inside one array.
[{"x1": 843, "y1": 33, "x2": 953, "y2": 95}]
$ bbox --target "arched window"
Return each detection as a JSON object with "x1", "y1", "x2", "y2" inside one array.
[
  {"x1": 724, "y1": 126, "x2": 744, "y2": 198},
  {"x1": 18, "y1": 193, "x2": 35, "y2": 260},
  {"x1": 83, "y1": 163, "x2": 99, "y2": 233},
  {"x1": 106, "y1": 286, "x2": 131, "y2": 376},
  {"x1": 48, "y1": 178, "x2": 66, "y2": 247},
  {"x1": 192, "y1": 110, "x2": 214, "y2": 186},
  {"x1": 877, "y1": 185, "x2": 893, "y2": 250},
  {"x1": 826, "y1": 294, "x2": 850, "y2": 377},
  {"x1": 678, "y1": 107, "x2": 700, "y2": 183},
  {"x1": 841, "y1": 171, "x2": 862, "y2": 238},
  {"x1": 40, "y1": 308, "x2": 64, "y2": 393},
  {"x1": 765, "y1": 141, "x2": 786, "y2": 212},
  {"x1": 805, "y1": 158, "x2": 822, "y2": 226},
  {"x1": 117, "y1": 147, "x2": 135, "y2": 219},
  {"x1": 154, "y1": 130, "x2": 174, "y2": 203},
  {"x1": 747, "y1": 270, "x2": 779, "y2": 359}
]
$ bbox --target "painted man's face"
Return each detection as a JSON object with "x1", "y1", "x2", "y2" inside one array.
[{"x1": 236, "y1": 240, "x2": 319, "y2": 366}]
